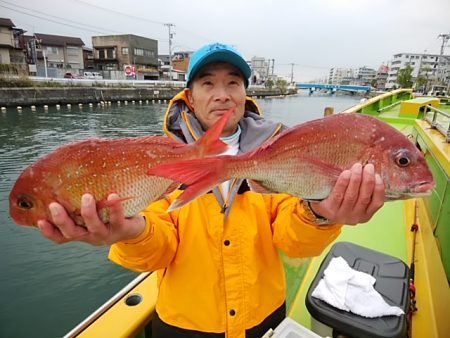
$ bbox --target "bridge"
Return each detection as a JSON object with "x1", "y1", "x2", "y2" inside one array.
[{"x1": 296, "y1": 83, "x2": 372, "y2": 92}]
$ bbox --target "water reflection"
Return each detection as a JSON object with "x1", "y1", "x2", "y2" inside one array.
[{"x1": 0, "y1": 93, "x2": 360, "y2": 338}]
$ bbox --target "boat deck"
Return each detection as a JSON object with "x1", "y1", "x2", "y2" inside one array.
[
  {"x1": 286, "y1": 200, "x2": 408, "y2": 326},
  {"x1": 65, "y1": 91, "x2": 450, "y2": 338},
  {"x1": 286, "y1": 94, "x2": 450, "y2": 338}
]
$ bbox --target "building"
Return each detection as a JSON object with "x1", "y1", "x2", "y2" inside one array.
[
  {"x1": 158, "y1": 51, "x2": 191, "y2": 81},
  {"x1": 30, "y1": 33, "x2": 85, "y2": 77},
  {"x1": 83, "y1": 47, "x2": 95, "y2": 70},
  {"x1": 354, "y1": 66, "x2": 376, "y2": 86},
  {"x1": 92, "y1": 34, "x2": 159, "y2": 80},
  {"x1": 251, "y1": 57, "x2": 271, "y2": 85},
  {"x1": 386, "y1": 52, "x2": 450, "y2": 89},
  {"x1": 375, "y1": 64, "x2": 390, "y2": 90},
  {"x1": 328, "y1": 68, "x2": 355, "y2": 85},
  {"x1": 0, "y1": 18, "x2": 27, "y2": 74},
  {"x1": 328, "y1": 67, "x2": 376, "y2": 86}
]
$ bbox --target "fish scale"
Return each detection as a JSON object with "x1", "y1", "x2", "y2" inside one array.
[
  {"x1": 9, "y1": 108, "x2": 235, "y2": 227},
  {"x1": 147, "y1": 113, "x2": 435, "y2": 212}
]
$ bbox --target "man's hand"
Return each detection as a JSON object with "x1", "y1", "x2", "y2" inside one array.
[
  {"x1": 37, "y1": 193, "x2": 146, "y2": 245},
  {"x1": 310, "y1": 163, "x2": 385, "y2": 225}
]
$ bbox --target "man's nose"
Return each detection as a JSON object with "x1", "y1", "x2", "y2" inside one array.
[{"x1": 213, "y1": 86, "x2": 230, "y2": 101}]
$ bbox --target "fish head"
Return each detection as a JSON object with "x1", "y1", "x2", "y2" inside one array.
[
  {"x1": 366, "y1": 124, "x2": 435, "y2": 200},
  {"x1": 9, "y1": 167, "x2": 52, "y2": 227}
]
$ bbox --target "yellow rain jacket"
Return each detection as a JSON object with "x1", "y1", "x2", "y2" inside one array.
[{"x1": 109, "y1": 90, "x2": 342, "y2": 337}]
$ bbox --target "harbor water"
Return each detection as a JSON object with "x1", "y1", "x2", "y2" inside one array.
[{"x1": 0, "y1": 92, "x2": 361, "y2": 338}]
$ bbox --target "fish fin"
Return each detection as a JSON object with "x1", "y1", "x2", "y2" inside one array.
[
  {"x1": 154, "y1": 182, "x2": 181, "y2": 201},
  {"x1": 148, "y1": 157, "x2": 227, "y2": 211},
  {"x1": 167, "y1": 174, "x2": 218, "y2": 212},
  {"x1": 247, "y1": 179, "x2": 273, "y2": 194},
  {"x1": 195, "y1": 107, "x2": 235, "y2": 157},
  {"x1": 148, "y1": 157, "x2": 227, "y2": 186},
  {"x1": 97, "y1": 196, "x2": 132, "y2": 210}
]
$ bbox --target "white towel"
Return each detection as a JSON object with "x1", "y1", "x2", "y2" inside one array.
[{"x1": 311, "y1": 256, "x2": 404, "y2": 318}]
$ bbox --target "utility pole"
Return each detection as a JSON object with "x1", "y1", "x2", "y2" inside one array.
[
  {"x1": 437, "y1": 33, "x2": 449, "y2": 84},
  {"x1": 164, "y1": 23, "x2": 175, "y2": 81},
  {"x1": 290, "y1": 63, "x2": 295, "y2": 84}
]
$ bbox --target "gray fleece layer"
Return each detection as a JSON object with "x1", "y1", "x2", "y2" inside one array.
[{"x1": 164, "y1": 98, "x2": 285, "y2": 214}]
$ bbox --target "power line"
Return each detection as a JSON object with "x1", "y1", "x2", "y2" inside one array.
[
  {"x1": 72, "y1": 0, "x2": 166, "y2": 26},
  {"x1": 72, "y1": 0, "x2": 215, "y2": 46},
  {"x1": 0, "y1": 0, "x2": 124, "y2": 35},
  {"x1": 0, "y1": 1, "x2": 112, "y2": 35}
]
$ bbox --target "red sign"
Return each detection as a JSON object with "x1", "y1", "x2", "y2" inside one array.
[{"x1": 124, "y1": 64, "x2": 136, "y2": 77}]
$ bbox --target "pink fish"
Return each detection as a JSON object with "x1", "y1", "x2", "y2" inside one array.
[
  {"x1": 148, "y1": 113, "x2": 435, "y2": 211},
  {"x1": 9, "y1": 108, "x2": 235, "y2": 226}
]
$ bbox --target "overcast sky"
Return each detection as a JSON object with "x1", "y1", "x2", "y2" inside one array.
[{"x1": 1, "y1": 0, "x2": 449, "y2": 81}]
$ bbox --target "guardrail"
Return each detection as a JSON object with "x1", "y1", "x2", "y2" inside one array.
[
  {"x1": 29, "y1": 76, "x2": 187, "y2": 88},
  {"x1": 424, "y1": 104, "x2": 450, "y2": 142}
]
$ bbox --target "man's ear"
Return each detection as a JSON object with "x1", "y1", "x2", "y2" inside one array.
[{"x1": 185, "y1": 88, "x2": 194, "y2": 108}]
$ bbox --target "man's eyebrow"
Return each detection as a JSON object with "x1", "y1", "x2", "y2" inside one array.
[{"x1": 196, "y1": 70, "x2": 243, "y2": 79}]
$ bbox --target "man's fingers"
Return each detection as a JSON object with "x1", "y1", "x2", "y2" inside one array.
[
  {"x1": 328, "y1": 169, "x2": 352, "y2": 207},
  {"x1": 107, "y1": 193, "x2": 126, "y2": 228},
  {"x1": 37, "y1": 219, "x2": 69, "y2": 244},
  {"x1": 80, "y1": 194, "x2": 108, "y2": 235},
  {"x1": 49, "y1": 202, "x2": 88, "y2": 239},
  {"x1": 339, "y1": 163, "x2": 363, "y2": 211},
  {"x1": 357, "y1": 164, "x2": 376, "y2": 207},
  {"x1": 365, "y1": 174, "x2": 385, "y2": 216}
]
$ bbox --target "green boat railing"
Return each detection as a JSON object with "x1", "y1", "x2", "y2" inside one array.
[{"x1": 424, "y1": 105, "x2": 450, "y2": 142}]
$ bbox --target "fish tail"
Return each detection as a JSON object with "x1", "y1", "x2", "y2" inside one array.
[
  {"x1": 148, "y1": 157, "x2": 230, "y2": 211},
  {"x1": 195, "y1": 107, "x2": 235, "y2": 157}
]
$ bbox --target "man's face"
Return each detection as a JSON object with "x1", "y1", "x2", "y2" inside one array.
[{"x1": 186, "y1": 62, "x2": 247, "y2": 137}]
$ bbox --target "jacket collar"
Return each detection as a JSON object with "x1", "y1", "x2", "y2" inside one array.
[{"x1": 163, "y1": 89, "x2": 283, "y2": 153}]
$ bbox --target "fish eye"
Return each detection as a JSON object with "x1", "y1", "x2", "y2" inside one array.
[
  {"x1": 394, "y1": 151, "x2": 411, "y2": 167},
  {"x1": 17, "y1": 195, "x2": 34, "y2": 209}
]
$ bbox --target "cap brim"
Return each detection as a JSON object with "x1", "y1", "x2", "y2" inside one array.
[{"x1": 187, "y1": 51, "x2": 251, "y2": 87}]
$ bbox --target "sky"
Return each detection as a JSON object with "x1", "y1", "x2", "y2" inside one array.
[{"x1": 1, "y1": 0, "x2": 449, "y2": 81}]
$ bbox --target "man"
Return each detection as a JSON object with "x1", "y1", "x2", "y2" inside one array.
[{"x1": 38, "y1": 43, "x2": 385, "y2": 337}]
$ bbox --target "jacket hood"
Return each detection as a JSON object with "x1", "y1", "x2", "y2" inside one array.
[
  {"x1": 163, "y1": 90, "x2": 282, "y2": 153},
  {"x1": 162, "y1": 89, "x2": 285, "y2": 216}
]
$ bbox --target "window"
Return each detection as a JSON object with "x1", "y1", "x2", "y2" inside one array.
[
  {"x1": 67, "y1": 46, "x2": 79, "y2": 57},
  {"x1": 97, "y1": 48, "x2": 116, "y2": 59},
  {"x1": 122, "y1": 47, "x2": 128, "y2": 55},
  {"x1": 134, "y1": 48, "x2": 144, "y2": 56},
  {"x1": 46, "y1": 46, "x2": 58, "y2": 54}
]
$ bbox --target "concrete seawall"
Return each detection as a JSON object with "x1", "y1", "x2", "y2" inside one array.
[{"x1": 0, "y1": 87, "x2": 295, "y2": 107}]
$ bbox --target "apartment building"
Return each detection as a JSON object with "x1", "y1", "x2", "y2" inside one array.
[
  {"x1": 386, "y1": 52, "x2": 450, "y2": 89},
  {"x1": 328, "y1": 68, "x2": 355, "y2": 85},
  {"x1": 92, "y1": 34, "x2": 158, "y2": 80},
  {"x1": 328, "y1": 66, "x2": 376, "y2": 86},
  {"x1": 32, "y1": 33, "x2": 85, "y2": 77},
  {"x1": 0, "y1": 18, "x2": 27, "y2": 73}
]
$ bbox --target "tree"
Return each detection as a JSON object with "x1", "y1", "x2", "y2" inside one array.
[
  {"x1": 396, "y1": 65, "x2": 413, "y2": 88},
  {"x1": 265, "y1": 78, "x2": 274, "y2": 90},
  {"x1": 371, "y1": 78, "x2": 378, "y2": 89},
  {"x1": 415, "y1": 75, "x2": 428, "y2": 93},
  {"x1": 275, "y1": 79, "x2": 288, "y2": 94}
]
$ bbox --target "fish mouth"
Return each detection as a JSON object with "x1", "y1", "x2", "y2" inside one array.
[
  {"x1": 385, "y1": 181, "x2": 436, "y2": 200},
  {"x1": 410, "y1": 181, "x2": 436, "y2": 193}
]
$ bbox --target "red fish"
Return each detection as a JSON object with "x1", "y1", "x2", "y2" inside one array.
[
  {"x1": 148, "y1": 113, "x2": 435, "y2": 211},
  {"x1": 9, "y1": 108, "x2": 235, "y2": 226}
]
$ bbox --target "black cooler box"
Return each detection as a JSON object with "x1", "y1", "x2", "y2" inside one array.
[{"x1": 305, "y1": 242, "x2": 409, "y2": 338}]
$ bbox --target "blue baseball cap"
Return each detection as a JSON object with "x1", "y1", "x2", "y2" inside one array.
[{"x1": 186, "y1": 42, "x2": 251, "y2": 88}]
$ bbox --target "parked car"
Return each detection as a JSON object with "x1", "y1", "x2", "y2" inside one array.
[
  {"x1": 83, "y1": 71, "x2": 103, "y2": 80},
  {"x1": 64, "y1": 72, "x2": 83, "y2": 79}
]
